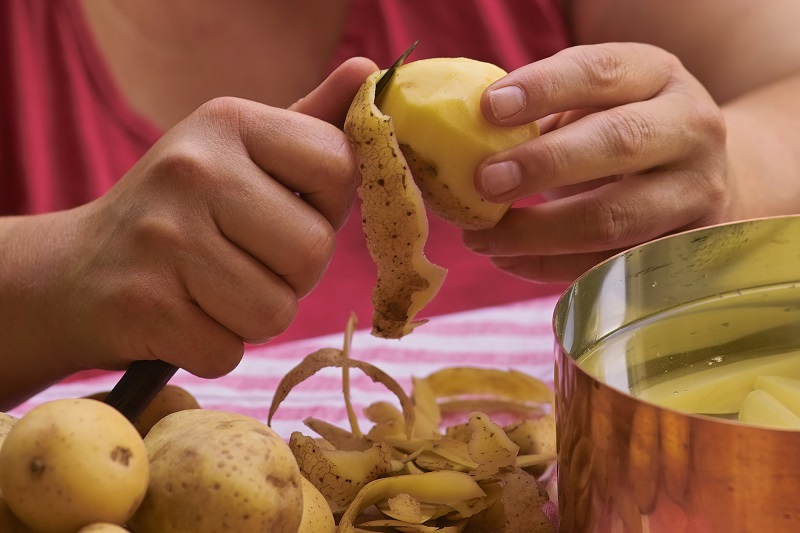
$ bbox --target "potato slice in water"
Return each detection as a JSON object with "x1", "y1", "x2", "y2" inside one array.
[
  {"x1": 753, "y1": 375, "x2": 800, "y2": 417},
  {"x1": 638, "y1": 350, "x2": 800, "y2": 414},
  {"x1": 738, "y1": 389, "x2": 800, "y2": 429},
  {"x1": 344, "y1": 69, "x2": 447, "y2": 339}
]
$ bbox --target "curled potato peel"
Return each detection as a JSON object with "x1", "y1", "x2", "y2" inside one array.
[
  {"x1": 345, "y1": 70, "x2": 447, "y2": 339},
  {"x1": 268, "y1": 316, "x2": 557, "y2": 532}
]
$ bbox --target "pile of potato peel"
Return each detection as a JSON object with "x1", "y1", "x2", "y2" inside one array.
[{"x1": 269, "y1": 314, "x2": 557, "y2": 532}]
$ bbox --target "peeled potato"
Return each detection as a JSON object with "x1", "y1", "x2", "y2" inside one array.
[
  {"x1": 738, "y1": 389, "x2": 800, "y2": 429},
  {"x1": 753, "y1": 375, "x2": 800, "y2": 417},
  {"x1": 344, "y1": 57, "x2": 538, "y2": 338},
  {"x1": 378, "y1": 57, "x2": 539, "y2": 230}
]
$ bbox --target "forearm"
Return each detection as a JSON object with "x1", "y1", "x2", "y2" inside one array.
[
  {"x1": 723, "y1": 74, "x2": 800, "y2": 220},
  {"x1": 0, "y1": 213, "x2": 84, "y2": 409}
]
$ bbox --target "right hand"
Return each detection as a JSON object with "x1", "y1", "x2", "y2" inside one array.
[{"x1": 1, "y1": 57, "x2": 378, "y2": 399}]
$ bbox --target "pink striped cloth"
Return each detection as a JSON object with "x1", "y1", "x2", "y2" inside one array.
[
  {"x1": 10, "y1": 294, "x2": 562, "y2": 524},
  {"x1": 11, "y1": 295, "x2": 561, "y2": 431}
]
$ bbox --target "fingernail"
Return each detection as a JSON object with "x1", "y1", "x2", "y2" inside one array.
[
  {"x1": 481, "y1": 161, "x2": 522, "y2": 197},
  {"x1": 489, "y1": 85, "x2": 525, "y2": 119}
]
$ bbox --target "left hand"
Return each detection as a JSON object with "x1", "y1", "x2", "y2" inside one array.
[{"x1": 464, "y1": 42, "x2": 730, "y2": 283}]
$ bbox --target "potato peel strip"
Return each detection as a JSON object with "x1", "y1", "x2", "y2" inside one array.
[
  {"x1": 267, "y1": 346, "x2": 415, "y2": 439},
  {"x1": 344, "y1": 70, "x2": 447, "y2": 339}
]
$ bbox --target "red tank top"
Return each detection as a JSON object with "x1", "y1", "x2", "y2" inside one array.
[{"x1": 1, "y1": 0, "x2": 570, "y2": 342}]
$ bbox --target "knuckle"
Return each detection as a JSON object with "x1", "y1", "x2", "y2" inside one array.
[
  {"x1": 577, "y1": 45, "x2": 626, "y2": 92},
  {"x1": 697, "y1": 168, "x2": 729, "y2": 214},
  {"x1": 536, "y1": 136, "x2": 573, "y2": 187},
  {"x1": 690, "y1": 101, "x2": 727, "y2": 148},
  {"x1": 154, "y1": 140, "x2": 216, "y2": 186},
  {"x1": 131, "y1": 210, "x2": 191, "y2": 255},
  {"x1": 659, "y1": 50, "x2": 685, "y2": 78},
  {"x1": 119, "y1": 275, "x2": 177, "y2": 329},
  {"x1": 257, "y1": 288, "x2": 299, "y2": 338},
  {"x1": 581, "y1": 194, "x2": 630, "y2": 248},
  {"x1": 196, "y1": 96, "x2": 245, "y2": 127},
  {"x1": 601, "y1": 108, "x2": 655, "y2": 160}
]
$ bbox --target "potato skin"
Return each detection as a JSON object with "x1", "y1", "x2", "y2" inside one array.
[
  {"x1": 0, "y1": 412, "x2": 18, "y2": 448},
  {"x1": 344, "y1": 69, "x2": 447, "y2": 339},
  {"x1": 129, "y1": 409, "x2": 303, "y2": 533},
  {"x1": 0, "y1": 495, "x2": 34, "y2": 533},
  {"x1": 0, "y1": 399, "x2": 149, "y2": 533}
]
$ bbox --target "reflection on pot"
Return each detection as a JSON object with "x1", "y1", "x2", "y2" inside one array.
[{"x1": 554, "y1": 215, "x2": 800, "y2": 533}]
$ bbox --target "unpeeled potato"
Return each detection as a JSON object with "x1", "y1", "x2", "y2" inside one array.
[
  {"x1": 0, "y1": 495, "x2": 33, "y2": 533},
  {"x1": 0, "y1": 399, "x2": 149, "y2": 533},
  {"x1": 86, "y1": 384, "x2": 201, "y2": 437},
  {"x1": 77, "y1": 524, "x2": 129, "y2": 533},
  {"x1": 129, "y1": 409, "x2": 303, "y2": 533}
]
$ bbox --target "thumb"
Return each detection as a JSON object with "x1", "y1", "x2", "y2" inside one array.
[{"x1": 289, "y1": 57, "x2": 379, "y2": 128}]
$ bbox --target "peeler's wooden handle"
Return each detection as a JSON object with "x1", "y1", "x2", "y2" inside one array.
[{"x1": 103, "y1": 359, "x2": 179, "y2": 422}]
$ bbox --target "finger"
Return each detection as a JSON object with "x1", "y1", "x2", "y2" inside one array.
[
  {"x1": 197, "y1": 155, "x2": 336, "y2": 297},
  {"x1": 477, "y1": 95, "x2": 708, "y2": 202},
  {"x1": 490, "y1": 251, "x2": 619, "y2": 284},
  {"x1": 189, "y1": 97, "x2": 358, "y2": 230},
  {"x1": 537, "y1": 108, "x2": 598, "y2": 135},
  {"x1": 108, "y1": 281, "x2": 245, "y2": 379},
  {"x1": 481, "y1": 43, "x2": 678, "y2": 125},
  {"x1": 290, "y1": 57, "x2": 379, "y2": 127},
  {"x1": 179, "y1": 229, "x2": 299, "y2": 344},
  {"x1": 151, "y1": 301, "x2": 246, "y2": 379},
  {"x1": 464, "y1": 170, "x2": 725, "y2": 256}
]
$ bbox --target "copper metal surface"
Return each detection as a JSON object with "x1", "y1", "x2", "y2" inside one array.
[{"x1": 553, "y1": 215, "x2": 800, "y2": 532}]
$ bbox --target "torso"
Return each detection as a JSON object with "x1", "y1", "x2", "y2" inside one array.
[
  {"x1": 1, "y1": 0, "x2": 571, "y2": 342},
  {"x1": 79, "y1": 0, "x2": 352, "y2": 130}
]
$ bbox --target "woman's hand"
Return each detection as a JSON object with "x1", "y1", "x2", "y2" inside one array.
[
  {"x1": 0, "y1": 58, "x2": 377, "y2": 407},
  {"x1": 465, "y1": 43, "x2": 729, "y2": 282}
]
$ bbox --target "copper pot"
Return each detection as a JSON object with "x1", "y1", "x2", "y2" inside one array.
[{"x1": 553, "y1": 216, "x2": 800, "y2": 532}]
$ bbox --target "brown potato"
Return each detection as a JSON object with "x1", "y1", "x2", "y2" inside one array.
[
  {"x1": 0, "y1": 399, "x2": 148, "y2": 533},
  {"x1": 87, "y1": 384, "x2": 201, "y2": 437},
  {"x1": 129, "y1": 409, "x2": 303, "y2": 533}
]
